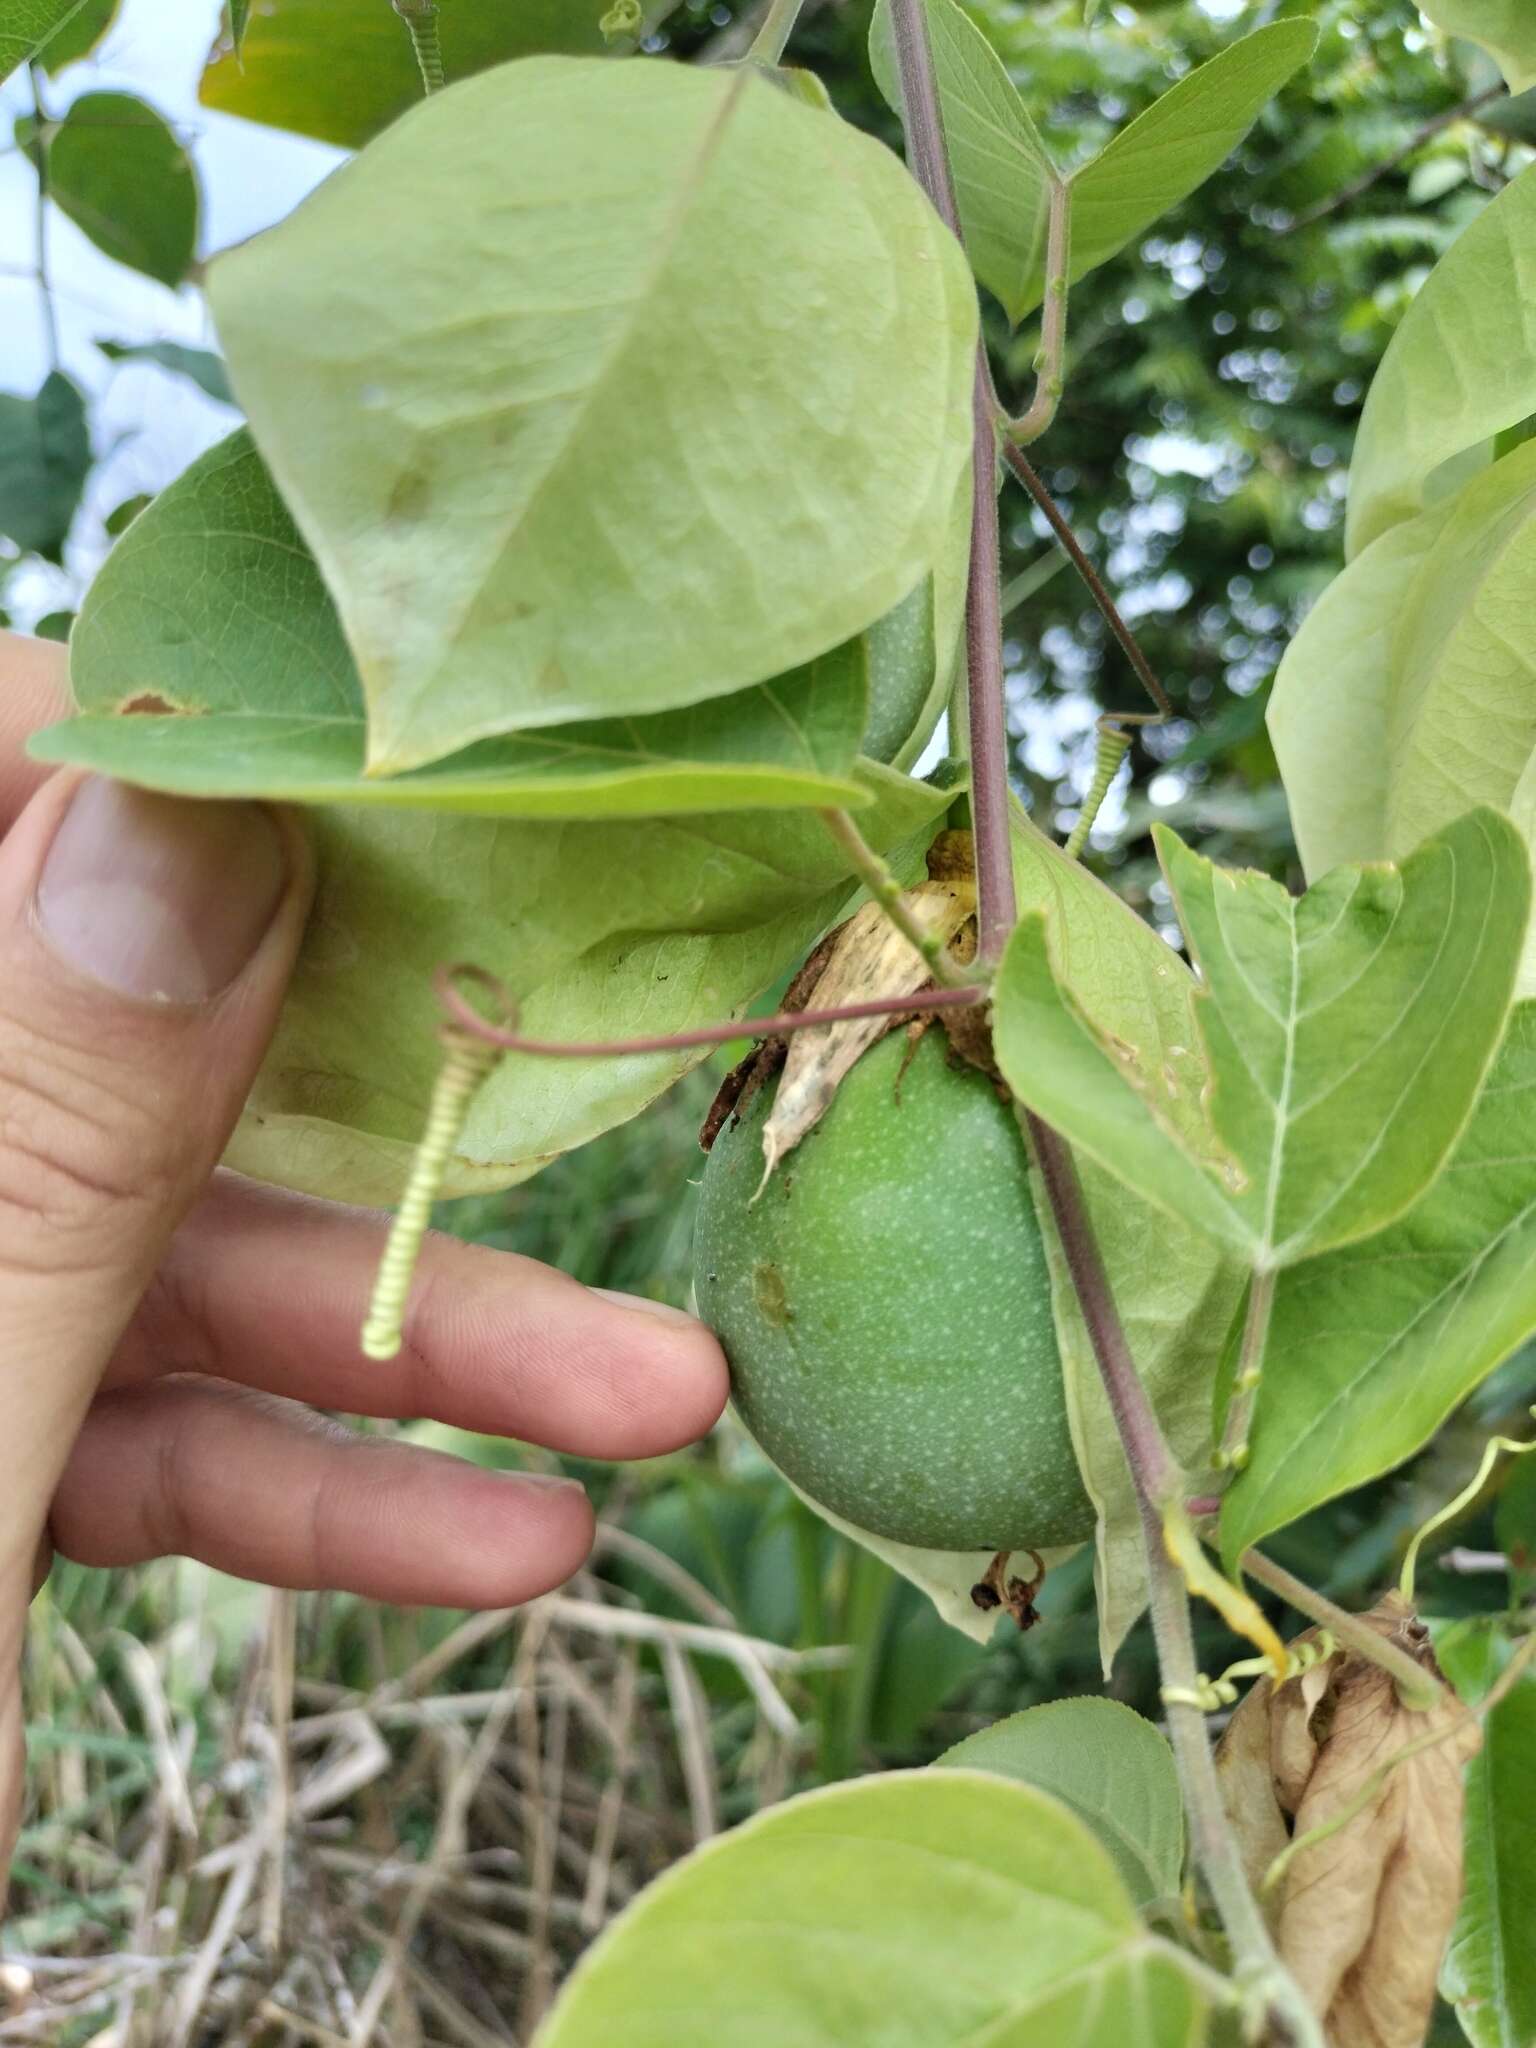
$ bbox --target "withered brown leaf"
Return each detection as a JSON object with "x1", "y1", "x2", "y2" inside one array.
[{"x1": 1216, "y1": 1594, "x2": 1480, "y2": 2048}]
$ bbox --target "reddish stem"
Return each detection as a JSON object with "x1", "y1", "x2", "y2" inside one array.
[{"x1": 435, "y1": 963, "x2": 982, "y2": 1058}]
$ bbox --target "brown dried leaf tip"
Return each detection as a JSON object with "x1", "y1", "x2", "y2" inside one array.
[{"x1": 1215, "y1": 1593, "x2": 1479, "y2": 2048}]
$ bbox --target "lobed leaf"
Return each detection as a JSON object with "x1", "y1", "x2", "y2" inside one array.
[
  {"x1": 1439, "y1": 1617, "x2": 1536, "y2": 2048},
  {"x1": 869, "y1": 6, "x2": 1312, "y2": 325},
  {"x1": 869, "y1": 0, "x2": 1058, "y2": 326},
  {"x1": 1347, "y1": 164, "x2": 1536, "y2": 558},
  {"x1": 996, "y1": 811, "x2": 1530, "y2": 1270},
  {"x1": 939, "y1": 1698, "x2": 1184, "y2": 1908},
  {"x1": 533, "y1": 1770, "x2": 1212, "y2": 2048},
  {"x1": 46, "y1": 91, "x2": 198, "y2": 287},
  {"x1": 210, "y1": 59, "x2": 976, "y2": 774},
  {"x1": 1219, "y1": 1005, "x2": 1536, "y2": 1563}
]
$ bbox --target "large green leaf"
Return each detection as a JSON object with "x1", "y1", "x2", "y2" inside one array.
[
  {"x1": 0, "y1": 370, "x2": 89, "y2": 562},
  {"x1": 37, "y1": 430, "x2": 939, "y2": 816},
  {"x1": 1065, "y1": 22, "x2": 1316, "y2": 312},
  {"x1": 1008, "y1": 815, "x2": 1242, "y2": 1658},
  {"x1": 868, "y1": 0, "x2": 1057, "y2": 326},
  {"x1": 869, "y1": 8, "x2": 1311, "y2": 326},
  {"x1": 210, "y1": 59, "x2": 976, "y2": 774},
  {"x1": 198, "y1": 0, "x2": 669, "y2": 150},
  {"x1": 1219, "y1": 1006, "x2": 1536, "y2": 1563},
  {"x1": 1438, "y1": 1617, "x2": 1536, "y2": 2048},
  {"x1": 0, "y1": 0, "x2": 94, "y2": 83},
  {"x1": 939, "y1": 1699, "x2": 1184, "y2": 1909},
  {"x1": 1270, "y1": 445, "x2": 1536, "y2": 993},
  {"x1": 994, "y1": 811, "x2": 1529, "y2": 1268},
  {"x1": 1421, "y1": 0, "x2": 1536, "y2": 94},
  {"x1": 1346, "y1": 165, "x2": 1536, "y2": 558},
  {"x1": 45, "y1": 91, "x2": 198, "y2": 287},
  {"x1": 534, "y1": 1770, "x2": 1212, "y2": 2048},
  {"x1": 229, "y1": 761, "x2": 948, "y2": 1204}
]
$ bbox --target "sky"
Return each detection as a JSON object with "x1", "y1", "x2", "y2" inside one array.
[{"x1": 0, "y1": 0, "x2": 343, "y2": 618}]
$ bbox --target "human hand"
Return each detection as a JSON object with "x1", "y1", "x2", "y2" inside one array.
[{"x1": 0, "y1": 631, "x2": 728, "y2": 1866}]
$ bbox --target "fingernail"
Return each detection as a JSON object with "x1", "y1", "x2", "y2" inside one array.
[
  {"x1": 36, "y1": 779, "x2": 289, "y2": 1003},
  {"x1": 511, "y1": 1469, "x2": 587, "y2": 1495},
  {"x1": 591, "y1": 1287, "x2": 702, "y2": 1328}
]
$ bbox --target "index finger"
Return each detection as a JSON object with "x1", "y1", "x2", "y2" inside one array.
[{"x1": 0, "y1": 632, "x2": 71, "y2": 829}]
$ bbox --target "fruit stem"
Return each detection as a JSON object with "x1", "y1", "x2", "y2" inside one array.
[{"x1": 817, "y1": 809, "x2": 978, "y2": 988}]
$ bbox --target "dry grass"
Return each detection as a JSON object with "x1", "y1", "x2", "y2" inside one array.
[{"x1": 8, "y1": 1513, "x2": 846, "y2": 2047}]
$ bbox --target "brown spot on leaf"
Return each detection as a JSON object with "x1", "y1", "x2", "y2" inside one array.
[{"x1": 117, "y1": 692, "x2": 185, "y2": 716}]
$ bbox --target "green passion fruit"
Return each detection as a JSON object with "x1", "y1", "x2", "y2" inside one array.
[{"x1": 693, "y1": 1026, "x2": 1095, "y2": 1552}]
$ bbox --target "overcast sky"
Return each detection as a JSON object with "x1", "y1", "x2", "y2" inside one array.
[{"x1": 0, "y1": 0, "x2": 342, "y2": 617}]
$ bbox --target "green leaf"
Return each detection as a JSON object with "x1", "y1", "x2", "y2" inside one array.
[
  {"x1": 533, "y1": 1770, "x2": 1212, "y2": 2048},
  {"x1": 1421, "y1": 0, "x2": 1536, "y2": 94},
  {"x1": 227, "y1": 0, "x2": 248, "y2": 61},
  {"x1": 994, "y1": 811, "x2": 1530, "y2": 1268},
  {"x1": 0, "y1": 370, "x2": 89, "y2": 562},
  {"x1": 1065, "y1": 22, "x2": 1317, "y2": 311},
  {"x1": 1347, "y1": 165, "x2": 1536, "y2": 558},
  {"x1": 35, "y1": 0, "x2": 115, "y2": 71},
  {"x1": 939, "y1": 1699, "x2": 1184, "y2": 1909},
  {"x1": 96, "y1": 339, "x2": 234, "y2": 406},
  {"x1": 198, "y1": 0, "x2": 683, "y2": 150},
  {"x1": 1008, "y1": 813, "x2": 1243, "y2": 1660},
  {"x1": 1438, "y1": 1617, "x2": 1536, "y2": 2048},
  {"x1": 210, "y1": 59, "x2": 977, "y2": 774},
  {"x1": 37, "y1": 430, "x2": 908, "y2": 817},
  {"x1": 1271, "y1": 444, "x2": 1536, "y2": 994},
  {"x1": 46, "y1": 92, "x2": 198, "y2": 287},
  {"x1": 869, "y1": 11, "x2": 1312, "y2": 326},
  {"x1": 229, "y1": 759, "x2": 951, "y2": 1205},
  {"x1": 869, "y1": 0, "x2": 1058, "y2": 326},
  {"x1": 1219, "y1": 1006, "x2": 1536, "y2": 1564},
  {"x1": 0, "y1": 0, "x2": 95, "y2": 83}
]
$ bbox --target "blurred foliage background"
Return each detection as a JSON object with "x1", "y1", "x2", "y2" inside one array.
[{"x1": 5, "y1": 2, "x2": 1536, "y2": 2042}]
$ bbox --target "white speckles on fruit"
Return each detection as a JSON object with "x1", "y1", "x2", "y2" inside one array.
[{"x1": 693, "y1": 1028, "x2": 1093, "y2": 1551}]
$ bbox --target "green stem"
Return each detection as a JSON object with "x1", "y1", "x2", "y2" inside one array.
[
  {"x1": 746, "y1": 0, "x2": 806, "y2": 67},
  {"x1": 1241, "y1": 1549, "x2": 1445, "y2": 1713},
  {"x1": 1144, "y1": 1529, "x2": 1328, "y2": 2048},
  {"x1": 1010, "y1": 177, "x2": 1070, "y2": 446},
  {"x1": 818, "y1": 809, "x2": 979, "y2": 989},
  {"x1": 1218, "y1": 1266, "x2": 1274, "y2": 1473},
  {"x1": 29, "y1": 66, "x2": 59, "y2": 373}
]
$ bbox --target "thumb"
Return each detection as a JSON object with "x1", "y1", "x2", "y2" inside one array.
[{"x1": 0, "y1": 772, "x2": 313, "y2": 1567}]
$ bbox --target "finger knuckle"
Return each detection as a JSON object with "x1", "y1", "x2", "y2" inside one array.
[{"x1": 0, "y1": 1016, "x2": 182, "y2": 1277}]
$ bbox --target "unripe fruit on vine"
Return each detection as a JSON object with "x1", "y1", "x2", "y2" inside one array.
[{"x1": 693, "y1": 1026, "x2": 1095, "y2": 1552}]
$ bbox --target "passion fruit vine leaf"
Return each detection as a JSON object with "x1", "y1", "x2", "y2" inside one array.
[
  {"x1": 1420, "y1": 3, "x2": 1536, "y2": 105},
  {"x1": 1006, "y1": 813, "x2": 1243, "y2": 1658},
  {"x1": 196, "y1": 0, "x2": 671, "y2": 150},
  {"x1": 869, "y1": 4, "x2": 1313, "y2": 327},
  {"x1": 1273, "y1": 439, "x2": 1536, "y2": 997},
  {"x1": 1219, "y1": 1004, "x2": 1536, "y2": 1568},
  {"x1": 229, "y1": 762, "x2": 949, "y2": 1205},
  {"x1": 209, "y1": 58, "x2": 977, "y2": 773},
  {"x1": 37, "y1": 430, "x2": 909, "y2": 818},
  {"x1": 532, "y1": 1772, "x2": 1213, "y2": 2048},
  {"x1": 0, "y1": 0, "x2": 95, "y2": 85},
  {"x1": 938, "y1": 1699, "x2": 1184, "y2": 1910},
  {"x1": 1346, "y1": 163, "x2": 1536, "y2": 559},
  {"x1": 44, "y1": 91, "x2": 198, "y2": 289},
  {"x1": 996, "y1": 808, "x2": 1530, "y2": 1270}
]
